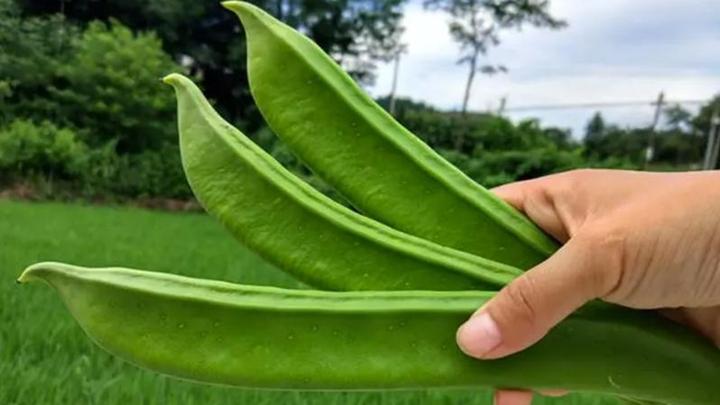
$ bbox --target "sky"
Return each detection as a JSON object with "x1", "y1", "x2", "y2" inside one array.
[{"x1": 368, "y1": 0, "x2": 720, "y2": 137}]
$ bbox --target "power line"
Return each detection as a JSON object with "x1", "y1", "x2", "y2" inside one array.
[{"x1": 504, "y1": 98, "x2": 707, "y2": 112}]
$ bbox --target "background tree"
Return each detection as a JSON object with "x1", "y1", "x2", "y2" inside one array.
[
  {"x1": 581, "y1": 105, "x2": 711, "y2": 168},
  {"x1": 664, "y1": 104, "x2": 693, "y2": 132},
  {"x1": 693, "y1": 95, "x2": 720, "y2": 134},
  {"x1": 49, "y1": 21, "x2": 181, "y2": 153},
  {"x1": 0, "y1": 0, "x2": 78, "y2": 124},
  {"x1": 423, "y1": 0, "x2": 565, "y2": 115},
  {"x1": 17, "y1": 0, "x2": 405, "y2": 126},
  {"x1": 584, "y1": 112, "x2": 606, "y2": 139}
]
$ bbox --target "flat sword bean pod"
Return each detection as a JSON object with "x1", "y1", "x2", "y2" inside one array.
[
  {"x1": 163, "y1": 73, "x2": 521, "y2": 291},
  {"x1": 18, "y1": 262, "x2": 720, "y2": 404},
  {"x1": 223, "y1": 1, "x2": 557, "y2": 269}
]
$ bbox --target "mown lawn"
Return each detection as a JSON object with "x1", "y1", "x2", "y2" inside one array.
[{"x1": 0, "y1": 200, "x2": 617, "y2": 404}]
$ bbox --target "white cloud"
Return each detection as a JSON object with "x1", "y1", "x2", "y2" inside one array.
[{"x1": 370, "y1": 0, "x2": 720, "y2": 136}]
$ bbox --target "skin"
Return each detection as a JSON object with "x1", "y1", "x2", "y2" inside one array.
[
  {"x1": 163, "y1": 73, "x2": 521, "y2": 291},
  {"x1": 17, "y1": 262, "x2": 720, "y2": 402},
  {"x1": 455, "y1": 169, "x2": 720, "y2": 405},
  {"x1": 223, "y1": 1, "x2": 557, "y2": 269}
]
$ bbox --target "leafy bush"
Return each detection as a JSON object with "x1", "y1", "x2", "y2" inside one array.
[
  {"x1": 0, "y1": 119, "x2": 86, "y2": 181},
  {"x1": 396, "y1": 107, "x2": 576, "y2": 155},
  {"x1": 439, "y1": 147, "x2": 585, "y2": 188},
  {"x1": 50, "y1": 21, "x2": 182, "y2": 153},
  {"x1": 78, "y1": 143, "x2": 191, "y2": 199},
  {"x1": 0, "y1": 0, "x2": 79, "y2": 124},
  {"x1": 0, "y1": 120, "x2": 190, "y2": 199}
]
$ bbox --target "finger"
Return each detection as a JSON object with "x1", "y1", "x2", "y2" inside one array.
[
  {"x1": 492, "y1": 180, "x2": 535, "y2": 212},
  {"x1": 457, "y1": 236, "x2": 614, "y2": 359},
  {"x1": 492, "y1": 177, "x2": 570, "y2": 242},
  {"x1": 494, "y1": 390, "x2": 533, "y2": 405}
]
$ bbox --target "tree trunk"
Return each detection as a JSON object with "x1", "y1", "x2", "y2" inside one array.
[
  {"x1": 276, "y1": 0, "x2": 283, "y2": 20},
  {"x1": 456, "y1": 51, "x2": 479, "y2": 151},
  {"x1": 388, "y1": 52, "x2": 401, "y2": 116},
  {"x1": 461, "y1": 51, "x2": 478, "y2": 116}
]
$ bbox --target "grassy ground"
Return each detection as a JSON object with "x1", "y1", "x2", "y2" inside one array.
[{"x1": 0, "y1": 200, "x2": 617, "y2": 404}]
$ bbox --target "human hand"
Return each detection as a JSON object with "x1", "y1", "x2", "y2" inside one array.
[{"x1": 456, "y1": 169, "x2": 720, "y2": 405}]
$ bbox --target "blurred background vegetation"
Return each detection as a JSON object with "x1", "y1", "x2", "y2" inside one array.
[{"x1": 1, "y1": 0, "x2": 718, "y2": 205}]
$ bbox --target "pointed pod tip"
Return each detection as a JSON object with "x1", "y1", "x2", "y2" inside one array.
[
  {"x1": 17, "y1": 261, "x2": 58, "y2": 284},
  {"x1": 18, "y1": 262, "x2": 90, "y2": 286},
  {"x1": 221, "y1": 1, "x2": 262, "y2": 21},
  {"x1": 162, "y1": 73, "x2": 183, "y2": 87},
  {"x1": 220, "y1": 1, "x2": 245, "y2": 12}
]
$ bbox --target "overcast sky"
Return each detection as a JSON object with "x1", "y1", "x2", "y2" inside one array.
[{"x1": 369, "y1": 0, "x2": 720, "y2": 137}]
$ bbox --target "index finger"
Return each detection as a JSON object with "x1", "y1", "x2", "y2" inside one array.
[{"x1": 491, "y1": 176, "x2": 571, "y2": 243}]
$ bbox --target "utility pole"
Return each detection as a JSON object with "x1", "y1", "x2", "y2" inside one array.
[
  {"x1": 703, "y1": 107, "x2": 720, "y2": 170},
  {"x1": 644, "y1": 91, "x2": 665, "y2": 168}
]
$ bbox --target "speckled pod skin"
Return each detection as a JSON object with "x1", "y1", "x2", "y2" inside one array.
[
  {"x1": 18, "y1": 262, "x2": 720, "y2": 404},
  {"x1": 224, "y1": 1, "x2": 558, "y2": 269}
]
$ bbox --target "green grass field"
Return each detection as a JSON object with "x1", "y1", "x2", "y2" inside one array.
[{"x1": 0, "y1": 199, "x2": 617, "y2": 404}]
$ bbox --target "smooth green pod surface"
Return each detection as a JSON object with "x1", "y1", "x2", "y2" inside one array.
[
  {"x1": 224, "y1": 1, "x2": 557, "y2": 269},
  {"x1": 163, "y1": 73, "x2": 521, "y2": 291},
  {"x1": 19, "y1": 262, "x2": 720, "y2": 404}
]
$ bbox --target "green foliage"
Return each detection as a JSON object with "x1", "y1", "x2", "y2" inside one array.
[
  {"x1": 0, "y1": 119, "x2": 87, "y2": 180},
  {"x1": 473, "y1": 147, "x2": 583, "y2": 184},
  {"x1": 50, "y1": 21, "x2": 182, "y2": 153},
  {"x1": 0, "y1": 0, "x2": 79, "y2": 124},
  {"x1": 693, "y1": 95, "x2": 720, "y2": 134},
  {"x1": 383, "y1": 101, "x2": 584, "y2": 187},
  {"x1": 0, "y1": 119, "x2": 190, "y2": 199},
  {"x1": 439, "y1": 146, "x2": 585, "y2": 188},
  {"x1": 583, "y1": 109, "x2": 704, "y2": 168},
  {"x1": 390, "y1": 102, "x2": 576, "y2": 155},
  {"x1": 114, "y1": 145, "x2": 190, "y2": 198},
  {"x1": 585, "y1": 112, "x2": 606, "y2": 140},
  {"x1": 653, "y1": 131, "x2": 704, "y2": 165},
  {"x1": 17, "y1": 0, "x2": 405, "y2": 126},
  {"x1": 585, "y1": 127, "x2": 647, "y2": 164},
  {"x1": 0, "y1": 4, "x2": 183, "y2": 153},
  {"x1": 77, "y1": 143, "x2": 191, "y2": 199},
  {"x1": 0, "y1": 9, "x2": 190, "y2": 199},
  {"x1": 664, "y1": 104, "x2": 693, "y2": 131}
]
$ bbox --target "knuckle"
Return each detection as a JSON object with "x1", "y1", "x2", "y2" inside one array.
[{"x1": 545, "y1": 170, "x2": 592, "y2": 211}]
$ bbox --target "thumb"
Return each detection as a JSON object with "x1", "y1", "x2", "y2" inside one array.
[{"x1": 457, "y1": 236, "x2": 614, "y2": 359}]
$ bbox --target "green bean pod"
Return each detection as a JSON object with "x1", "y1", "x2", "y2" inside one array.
[
  {"x1": 164, "y1": 73, "x2": 520, "y2": 291},
  {"x1": 223, "y1": 1, "x2": 557, "y2": 269},
  {"x1": 19, "y1": 262, "x2": 720, "y2": 404}
]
